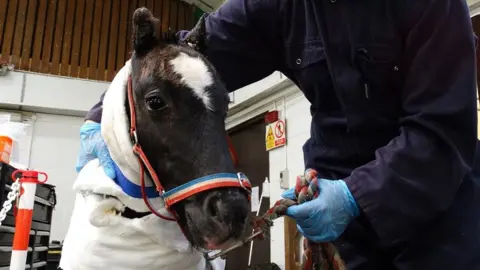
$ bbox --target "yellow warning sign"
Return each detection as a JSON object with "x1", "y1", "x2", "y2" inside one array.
[
  {"x1": 265, "y1": 120, "x2": 287, "y2": 151},
  {"x1": 265, "y1": 125, "x2": 275, "y2": 150}
]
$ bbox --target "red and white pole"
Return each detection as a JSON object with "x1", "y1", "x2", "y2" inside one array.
[{"x1": 9, "y1": 170, "x2": 48, "y2": 270}]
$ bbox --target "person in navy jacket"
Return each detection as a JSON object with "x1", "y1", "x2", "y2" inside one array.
[{"x1": 77, "y1": 0, "x2": 480, "y2": 269}]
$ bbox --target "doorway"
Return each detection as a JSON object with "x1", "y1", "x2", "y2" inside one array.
[{"x1": 225, "y1": 114, "x2": 270, "y2": 270}]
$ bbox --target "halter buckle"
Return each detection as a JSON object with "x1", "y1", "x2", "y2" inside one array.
[
  {"x1": 130, "y1": 129, "x2": 139, "y2": 145},
  {"x1": 237, "y1": 172, "x2": 251, "y2": 194}
]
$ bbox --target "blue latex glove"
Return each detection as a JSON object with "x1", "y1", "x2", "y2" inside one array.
[
  {"x1": 75, "y1": 122, "x2": 116, "y2": 179},
  {"x1": 281, "y1": 177, "x2": 360, "y2": 242}
]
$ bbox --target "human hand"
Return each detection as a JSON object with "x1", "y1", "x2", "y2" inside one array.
[
  {"x1": 281, "y1": 170, "x2": 359, "y2": 242},
  {"x1": 178, "y1": 13, "x2": 208, "y2": 52},
  {"x1": 75, "y1": 121, "x2": 116, "y2": 179}
]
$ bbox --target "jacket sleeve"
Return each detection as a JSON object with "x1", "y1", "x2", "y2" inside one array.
[
  {"x1": 86, "y1": 0, "x2": 277, "y2": 123},
  {"x1": 199, "y1": 0, "x2": 278, "y2": 91},
  {"x1": 344, "y1": 0, "x2": 478, "y2": 244},
  {"x1": 85, "y1": 92, "x2": 105, "y2": 123}
]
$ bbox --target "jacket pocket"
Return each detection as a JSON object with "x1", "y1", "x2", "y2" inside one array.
[{"x1": 355, "y1": 44, "x2": 403, "y2": 118}]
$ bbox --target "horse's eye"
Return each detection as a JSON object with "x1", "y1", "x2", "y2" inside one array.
[{"x1": 145, "y1": 95, "x2": 166, "y2": 111}]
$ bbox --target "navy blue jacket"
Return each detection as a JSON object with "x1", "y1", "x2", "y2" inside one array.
[{"x1": 87, "y1": 0, "x2": 480, "y2": 268}]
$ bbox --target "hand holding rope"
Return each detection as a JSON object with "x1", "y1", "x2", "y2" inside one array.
[{"x1": 251, "y1": 169, "x2": 347, "y2": 270}]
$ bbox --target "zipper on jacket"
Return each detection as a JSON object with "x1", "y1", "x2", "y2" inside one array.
[{"x1": 364, "y1": 83, "x2": 370, "y2": 99}]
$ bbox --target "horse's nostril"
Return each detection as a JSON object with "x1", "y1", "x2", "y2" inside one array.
[
  {"x1": 206, "y1": 196, "x2": 221, "y2": 218},
  {"x1": 202, "y1": 189, "x2": 249, "y2": 225}
]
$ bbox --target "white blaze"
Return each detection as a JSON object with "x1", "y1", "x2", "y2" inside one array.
[{"x1": 170, "y1": 52, "x2": 214, "y2": 110}]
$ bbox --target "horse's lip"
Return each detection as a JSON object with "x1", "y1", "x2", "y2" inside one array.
[{"x1": 204, "y1": 237, "x2": 237, "y2": 251}]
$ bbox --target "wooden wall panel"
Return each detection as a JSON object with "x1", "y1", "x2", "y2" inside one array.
[
  {"x1": 185, "y1": 4, "x2": 193, "y2": 29},
  {"x1": 0, "y1": 0, "x2": 197, "y2": 81},
  {"x1": 153, "y1": 0, "x2": 163, "y2": 24},
  {"x1": 79, "y1": 0, "x2": 94, "y2": 78},
  {"x1": 170, "y1": 0, "x2": 178, "y2": 32},
  {"x1": 40, "y1": 0, "x2": 57, "y2": 73},
  {"x1": 30, "y1": 0, "x2": 48, "y2": 72},
  {"x1": 0, "y1": 0, "x2": 8, "y2": 56},
  {"x1": 69, "y1": 0, "x2": 85, "y2": 77},
  {"x1": 161, "y1": 0, "x2": 171, "y2": 34},
  {"x1": 50, "y1": 0, "x2": 67, "y2": 74},
  {"x1": 146, "y1": 0, "x2": 154, "y2": 9},
  {"x1": 59, "y1": 0, "x2": 76, "y2": 76},
  {"x1": 20, "y1": 0, "x2": 39, "y2": 70},
  {"x1": 1, "y1": 0, "x2": 19, "y2": 63},
  {"x1": 116, "y1": 0, "x2": 129, "y2": 72},
  {"x1": 11, "y1": 0, "x2": 28, "y2": 68},
  {"x1": 89, "y1": 0, "x2": 105, "y2": 79},
  {"x1": 96, "y1": 0, "x2": 112, "y2": 81},
  {"x1": 125, "y1": 0, "x2": 138, "y2": 64},
  {"x1": 178, "y1": 3, "x2": 186, "y2": 30},
  {"x1": 107, "y1": 0, "x2": 121, "y2": 79}
]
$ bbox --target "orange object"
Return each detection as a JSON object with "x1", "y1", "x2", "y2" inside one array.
[{"x1": 0, "y1": 135, "x2": 12, "y2": 164}]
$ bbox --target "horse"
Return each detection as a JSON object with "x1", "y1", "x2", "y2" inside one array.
[{"x1": 59, "y1": 7, "x2": 252, "y2": 270}]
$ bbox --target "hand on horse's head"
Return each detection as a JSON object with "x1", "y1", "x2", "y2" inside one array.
[{"x1": 76, "y1": 121, "x2": 116, "y2": 179}]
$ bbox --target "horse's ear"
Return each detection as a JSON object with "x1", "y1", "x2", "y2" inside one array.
[
  {"x1": 132, "y1": 7, "x2": 162, "y2": 55},
  {"x1": 179, "y1": 13, "x2": 208, "y2": 52}
]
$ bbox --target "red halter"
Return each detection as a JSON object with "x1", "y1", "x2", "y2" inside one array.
[{"x1": 126, "y1": 76, "x2": 252, "y2": 222}]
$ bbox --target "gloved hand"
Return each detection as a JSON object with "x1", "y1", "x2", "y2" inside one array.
[
  {"x1": 75, "y1": 122, "x2": 116, "y2": 179},
  {"x1": 281, "y1": 171, "x2": 360, "y2": 242}
]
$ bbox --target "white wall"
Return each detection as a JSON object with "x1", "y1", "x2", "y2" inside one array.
[
  {"x1": 28, "y1": 113, "x2": 84, "y2": 241},
  {"x1": 0, "y1": 71, "x2": 103, "y2": 241},
  {"x1": 0, "y1": 71, "x2": 108, "y2": 116},
  {"x1": 0, "y1": 110, "x2": 84, "y2": 241},
  {"x1": 228, "y1": 71, "x2": 286, "y2": 109}
]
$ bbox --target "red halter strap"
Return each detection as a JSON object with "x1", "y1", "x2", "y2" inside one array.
[{"x1": 127, "y1": 76, "x2": 177, "y2": 221}]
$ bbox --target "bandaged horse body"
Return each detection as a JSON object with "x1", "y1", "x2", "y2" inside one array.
[{"x1": 60, "y1": 8, "x2": 251, "y2": 270}]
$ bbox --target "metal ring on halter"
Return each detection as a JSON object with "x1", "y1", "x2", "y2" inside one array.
[
  {"x1": 237, "y1": 172, "x2": 251, "y2": 194},
  {"x1": 131, "y1": 130, "x2": 139, "y2": 145}
]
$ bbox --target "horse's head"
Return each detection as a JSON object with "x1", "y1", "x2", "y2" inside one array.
[{"x1": 128, "y1": 7, "x2": 250, "y2": 251}]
